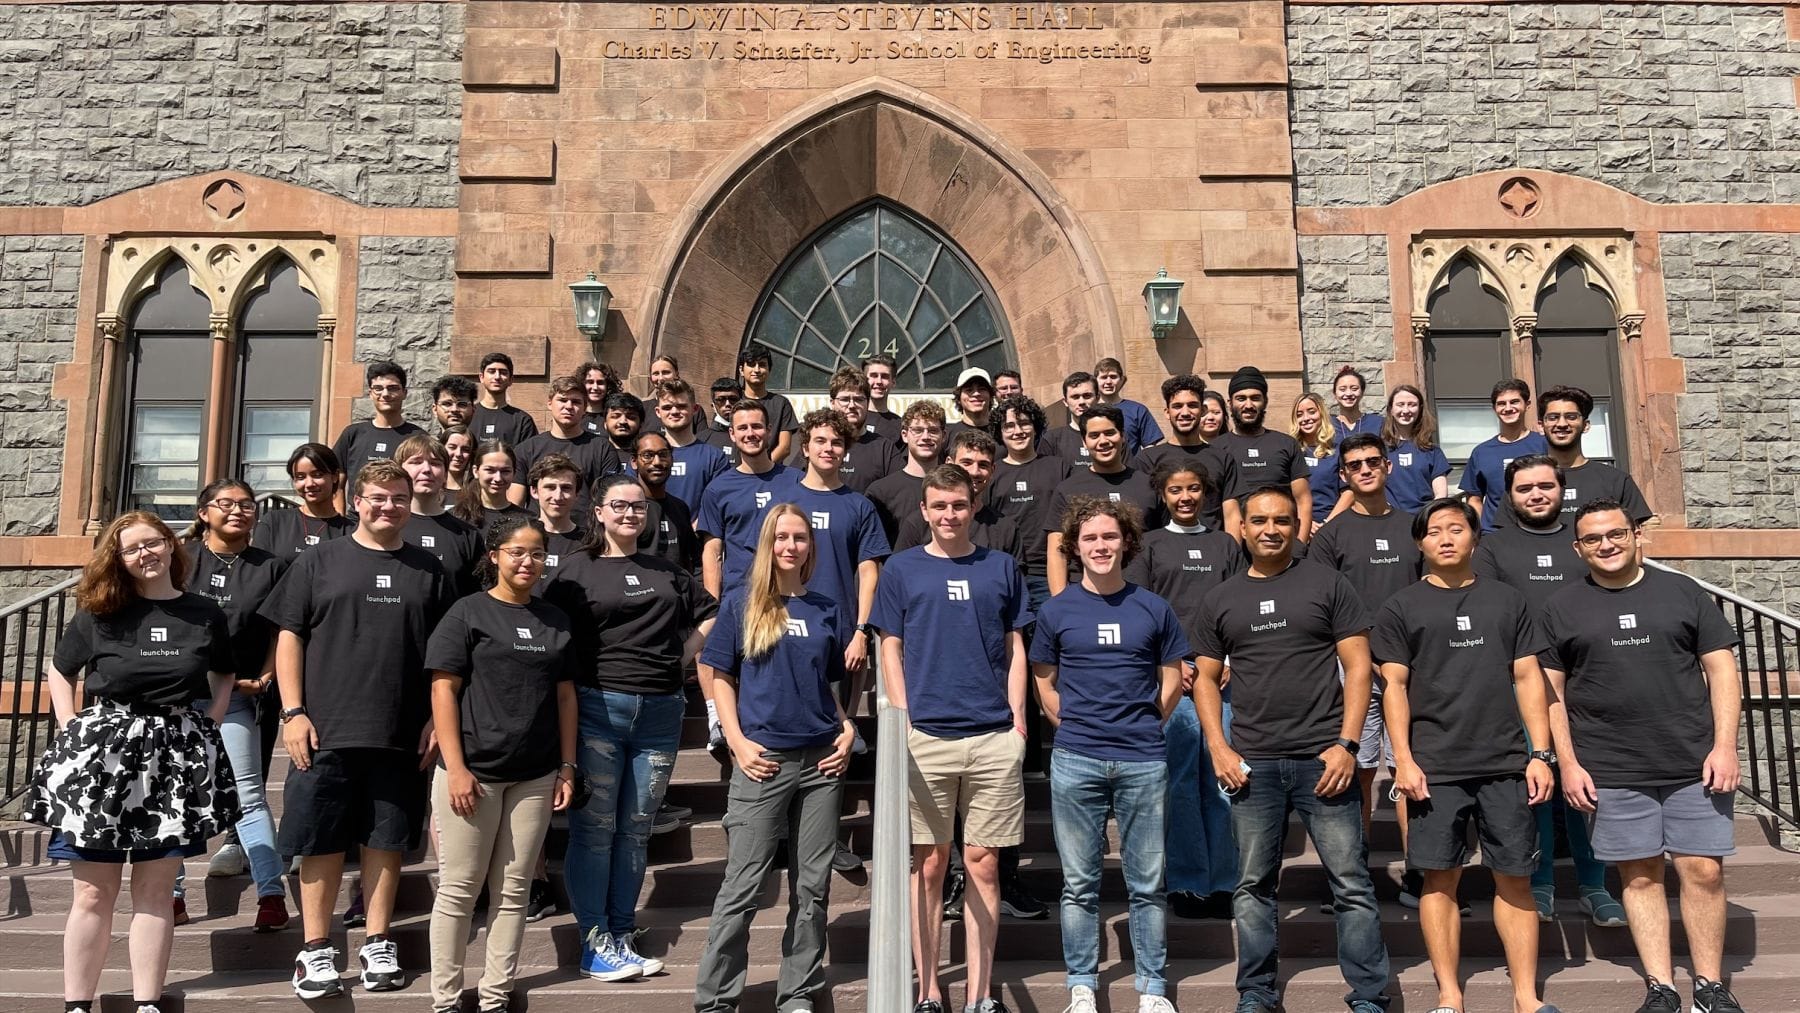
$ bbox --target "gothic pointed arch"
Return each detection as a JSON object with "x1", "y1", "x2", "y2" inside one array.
[{"x1": 637, "y1": 78, "x2": 1120, "y2": 398}]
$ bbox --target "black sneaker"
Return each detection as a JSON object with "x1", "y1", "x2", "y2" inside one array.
[
  {"x1": 831, "y1": 842, "x2": 864, "y2": 873},
  {"x1": 1169, "y1": 890, "x2": 1209, "y2": 919},
  {"x1": 651, "y1": 804, "x2": 682, "y2": 835},
  {"x1": 1201, "y1": 890, "x2": 1235, "y2": 919},
  {"x1": 524, "y1": 878, "x2": 555, "y2": 922},
  {"x1": 1693, "y1": 976, "x2": 1744, "y2": 1013},
  {"x1": 342, "y1": 887, "x2": 366, "y2": 928},
  {"x1": 912, "y1": 1001, "x2": 946, "y2": 1013},
  {"x1": 971, "y1": 1000, "x2": 1010, "y2": 1013},
  {"x1": 941, "y1": 870, "x2": 965, "y2": 921},
  {"x1": 999, "y1": 875, "x2": 1047, "y2": 919},
  {"x1": 1636, "y1": 981, "x2": 1681, "y2": 1013}
]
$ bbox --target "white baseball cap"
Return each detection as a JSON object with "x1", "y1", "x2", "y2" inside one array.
[{"x1": 955, "y1": 367, "x2": 993, "y2": 390}]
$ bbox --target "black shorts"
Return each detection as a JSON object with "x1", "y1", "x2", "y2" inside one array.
[
  {"x1": 1405, "y1": 774, "x2": 1539, "y2": 877},
  {"x1": 277, "y1": 748, "x2": 426, "y2": 857}
]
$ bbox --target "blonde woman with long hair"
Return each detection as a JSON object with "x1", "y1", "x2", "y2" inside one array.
[
  {"x1": 692, "y1": 503, "x2": 857, "y2": 1013},
  {"x1": 1292, "y1": 391, "x2": 1348, "y2": 531}
]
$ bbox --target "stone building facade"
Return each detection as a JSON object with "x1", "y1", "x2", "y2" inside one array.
[{"x1": 0, "y1": 0, "x2": 1795, "y2": 608}]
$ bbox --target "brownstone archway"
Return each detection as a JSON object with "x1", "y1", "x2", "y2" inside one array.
[{"x1": 637, "y1": 79, "x2": 1122, "y2": 404}]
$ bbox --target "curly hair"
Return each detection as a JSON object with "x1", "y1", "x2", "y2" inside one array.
[
  {"x1": 1056, "y1": 495, "x2": 1143, "y2": 569},
  {"x1": 80, "y1": 511, "x2": 189, "y2": 616},
  {"x1": 799, "y1": 407, "x2": 855, "y2": 449}
]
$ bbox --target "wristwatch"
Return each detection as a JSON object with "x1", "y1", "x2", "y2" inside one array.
[
  {"x1": 1529, "y1": 749, "x2": 1557, "y2": 765},
  {"x1": 857, "y1": 623, "x2": 878, "y2": 639},
  {"x1": 279, "y1": 706, "x2": 307, "y2": 723},
  {"x1": 1334, "y1": 737, "x2": 1360, "y2": 757}
]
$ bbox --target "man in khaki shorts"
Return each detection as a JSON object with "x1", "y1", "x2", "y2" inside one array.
[{"x1": 873, "y1": 463, "x2": 1033, "y2": 1013}]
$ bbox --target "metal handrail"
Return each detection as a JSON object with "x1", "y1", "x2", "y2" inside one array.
[
  {"x1": 1647, "y1": 558, "x2": 1800, "y2": 828},
  {"x1": 867, "y1": 673, "x2": 913, "y2": 1013},
  {"x1": 0, "y1": 574, "x2": 80, "y2": 810}
]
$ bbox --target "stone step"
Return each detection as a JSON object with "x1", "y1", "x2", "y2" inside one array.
[{"x1": 5, "y1": 953, "x2": 1799, "y2": 1013}]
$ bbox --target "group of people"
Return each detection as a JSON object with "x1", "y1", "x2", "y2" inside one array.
[{"x1": 26, "y1": 345, "x2": 1748, "y2": 1013}]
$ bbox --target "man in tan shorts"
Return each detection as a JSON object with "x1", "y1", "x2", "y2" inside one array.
[{"x1": 873, "y1": 464, "x2": 1033, "y2": 1013}]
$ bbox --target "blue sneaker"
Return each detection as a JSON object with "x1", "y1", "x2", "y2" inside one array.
[
  {"x1": 579, "y1": 927, "x2": 642, "y2": 982},
  {"x1": 613, "y1": 931, "x2": 665, "y2": 976}
]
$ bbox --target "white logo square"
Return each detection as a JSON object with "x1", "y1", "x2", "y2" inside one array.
[
  {"x1": 1108, "y1": 492, "x2": 1120, "y2": 502},
  {"x1": 755, "y1": 491, "x2": 773, "y2": 508},
  {"x1": 1375, "y1": 538, "x2": 1389, "y2": 550},
  {"x1": 1188, "y1": 549, "x2": 1204, "y2": 560},
  {"x1": 672, "y1": 461, "x2": 687, "y2": 477},
  {"x1": 305, "y1": 534, "x2": 321, "y2": 545},
  {"x1": 1455, "y1": 615, "x2": 1472, "y2": 632},
  {"x1": 150, "y1": 627, "x2": 168, "y2": 642},
  {"x1": 209, "y1": 573, "x2": 226, "y2": 588},
  {"x1": 546, "y1": 554, "x2": 559, "y2": 567},
  {"x1": 375, "y1": 575, "x2": 392, "y2": 589},
  {"x1": 1078, "y1": 447, "x2": 1090, "y2": 457},
  {"x1": 946, "y1": 579, "x2": 971, "y2": 601},
  {"x1": 1258, "y1": 600, "x2": 1275, "y2": 615},
  {"x1": 1398, "y1": 453, "x2": 1413, "y2": 466},
  {"x1": 1016, "y1": 481, "x2": 1028, "y2": 492},
  {"x1": 660, "y1": 520, "x2": 671, "y2": 533},
  {"x1": 1563, "y1": 488, "x2": 1577, "y2": 501},
  {"x1": 484, "y1": 425, "x2": 496, "y2": 435},
  {"x1": 626, "y1": 574, "x2": 641, "y2": 586},
  {"x1": 810, "y1": 511, "x2": 831, "y2": 530},
  {"x1": 1097, "y1": 623, "x2": 1121, "y2": 645},
  {"x1": 1536, "y1": 554, "x2": 1554, "y2": 568},
  {"x1": 1501, "y1": 457, "x2": 1514, "y2": 468},
  {"x1": 516, "y1": 627, "x2": 533, "y2": 639},
  {"x1": 1247, "y1": 448, "x2": 1261, "y2": 459},
  {"x1": 374, "y1": 442, "x2": 388, "y2": 453},
  {"x1": 420, "y1": 535, "x2": 436, "y2": 548},
  {"x1": 1618, "y1": 613, "x2": 1638, "y2": 630},
  {"x1": 785, "y1": 617, "x2": 810, "y2": 637}
]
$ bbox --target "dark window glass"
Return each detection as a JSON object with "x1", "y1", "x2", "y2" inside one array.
[
  {"x1": 1423, "y1": 258, "x2": 1512, "y2": 473},
  {"x1": 122, "y1": 259, "x2": 212, "y2": 520},
  {"x1": 1534, "y1": 256, "x2": 1624, "y2": 468},
  {"x1": 745, "y1": 201, "x2": 1015, "y2": 392}
]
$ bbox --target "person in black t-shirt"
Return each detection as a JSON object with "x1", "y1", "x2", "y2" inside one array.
[
  {"x1": 789, "y1": 367, "x2": 903, "y2": 494},
  {"x1": 693, "y1": 504, "x2": 857, "y2": 1013},
  {"x1": 1192, "y1": 485, "x2": 1390, "y2": 1013},
  {"x1": 738, "y1": 344, "x2": 800, "y2": 464},
  {"x1": 895, "y1": 429, "x2": 1017, "y2": 556},
  {"x1": 1132, "y1": 373, "x2": 1242, "y2": 538},
  {"x1": 511, "y1": 376, "x2": 624, "y2": 521},
  {"x1": 261, "y1": 460, "x2": 456, "y2": 1000},
  {"x1": 1124, "y1": 460, "x2": 1245, "y2": 921},
  {"x1": 1199, "y1": 389, "x2": 1231, "y2": 444},
  {"x1": 331, "y1": 360, "x2": 426, "y2": 510},
  {"x1": 861, "y1": 353, "x2": 904, "y2": 442},
  {"x1": 1218, "y1": 365, "x2": 1312, "y2": 537},
  {"x1": 991, "y1": 394, "x2": 1069, "y2": 613},
  {"x1": 1474, "y1": 455, "x2": 1625, "y2": 926},
  {"x1": 1038, "y1": 370, "x2": 1100, "y2": 469},
  {"x1": 865, "y1": 400, "x2": 948, "y2": 545},
  {"x1": 945, "y1": 366, "x2": 997, "y2": 445},
  {"x1": 993, "y1": 368, "x2": 1023, "y2": 402},
  {"x1": 632, "y1": 431, "x2": 700, "y2": 573},
  {"x1": 1043, "y1": 404, "x2": 1158, "y2": 595},
  {"x1": 455, "y1": 440, "x2": 531, "y2": 535},
  {"x1": 398, "y1": 434, "x2": 484, "y2": 597},
  {"x1": 1541, "y1": 501, "x2": 1745, "y2": 1013},
  {"x1": 700, "y1": 376, "x2": 744, "y2": 456},
  {"x1": 180, "y1": 479, "x2": 292, "y2": 928},
  {"x1": 431, "y1": 376, "x2": 477, "y2": 434},
  {"x1": 529, "y1": 453, "x2": 587, "y2": 591},
  {"x1": 469, "y1": 352, "x2": 540, "y2": 447},
  {"x1": 254, "y1": 443, "x2": 355, "y2": 559},
  {"x1": 1537, "y1": 385, "x2": 1654, "y2": 526},
  {"x1": 545, "y1": 473, "x2": 719, "y2": 981},
  {"x1": 602, "y1": 391, "x2": 644, "y2": 456},
  {"x1": 1374, "y1": 498, "x2": 1558, "y2": 1013},
  {"x1": 425, "y1": 515, "x2": 578, "y2": 1009},
  {"x1": 576, "y1": 360, "x2": 621, "y2": 437},
  {"x1": 28, "y1": 511, "x2": 238, "y2": 1013},
  {"x1": 443, "y1": 425, "x2": 475, "y2": 495}
]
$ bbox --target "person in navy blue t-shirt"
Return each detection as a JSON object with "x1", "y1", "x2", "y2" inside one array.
[
  {"x1": 1032, "y1": 496, "x2": 1186, "y2": 1011},
  {"x1": 1329, "y1": 365, "x2": 1385, "y2": 440},
  {"x1": 647, "y1": 378, "x2": 730, "y2": 515},
  {"x1": 871, "y1": 463, "x2": 1032, "y2": 1013},
  {"x1": 1094, "y1": 356, "x2": 1165, "y2": 457},
  {"x1": 1378, "y1": 384, "x2": 1451, "y2": 513},
  {"x1": 694, "y1": 504, "x2": 856, "y2": 1013},
  {"x1": 1458, "y1": 379, "x2": 1550, "y2": 531}
]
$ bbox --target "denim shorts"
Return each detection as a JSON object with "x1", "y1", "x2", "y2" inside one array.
[{"x1": 48, "y1": 832, "x2": 205, "y2": 864}]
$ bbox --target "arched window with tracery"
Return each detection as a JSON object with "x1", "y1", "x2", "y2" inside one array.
[
  {"x1": 235, "y1": 256, "x2": 322, "y2": 493},
  {"x1": 121, "y1": 258, "x2": 213, "y2": 519},
  {"x1": 745, "y1": 201, "x2": 1014, "y2": 392}
]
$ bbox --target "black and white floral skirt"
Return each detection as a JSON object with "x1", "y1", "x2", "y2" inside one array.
[{"x1": 25, "y1": 698, "x2": 240, "y2": 852}]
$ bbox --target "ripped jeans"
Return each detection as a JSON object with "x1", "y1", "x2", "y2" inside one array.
[{"x1": 567, "y1": 686, "x2": 685, "y2": 938}]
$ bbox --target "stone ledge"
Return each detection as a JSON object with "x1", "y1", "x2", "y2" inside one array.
[
  {"x1": 448, "y1": 335, "x2": 549, "y2": 376},
  {"x1": 455, "y1": 233, "x2": 552, "y2": 275},
  {"x1": 459, "y1": 139, "x2": 556, "y2": 181},
  {"x1": 464, "y1": 46, "x2": 558, "y2": 89}
]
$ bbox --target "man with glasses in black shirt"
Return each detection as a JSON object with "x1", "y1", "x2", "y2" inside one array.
[
  {"x1": 1537, "y1": 385, "x2": 1653, "y2": 525},
  {"x1": 1542, "y1": 501, "x2": 1745, "y2": 1013}
]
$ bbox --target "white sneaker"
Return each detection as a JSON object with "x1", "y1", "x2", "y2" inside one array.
[
  {"x1": 1139, "y1": 994, "x2": 1178, "y2": 1013},
  {"x1": 1065, "y1": 985, "x2": 1098, "y2": 1013},
  {"x1": 613, "y1": 931, "x2": 665, "y2": 976},
  {"x1": 358, "y1": 936, "x2": 404, "y2": 991},
  {"x1": 208, "y1": 841, "x2": 248, "y2": 877},
  {"x1": 291, "y1": 943, "x2": 343, "y2": 999},
  {"x1": 851, "y1": 727, "x2": 869, "y2": 755}
]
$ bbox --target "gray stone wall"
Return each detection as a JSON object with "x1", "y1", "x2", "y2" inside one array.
[
  {"x1": 1673, "y1": 559, "x2": 1800, "y2": 622},
  {"x1": 1288, "y1": 4, "x2": 1800, "y2": 206},
  {"x1": 1662, "y1": 232, "x2": 1800, "y2": 529},
  {"x1": 0, "y1": 236, "x2": 81, "y2": 537},
  {"x1": 0, "y1": 2, "x2": 463, "y2": 207},
  {"x1": 351, "y1": 237, "x2": 456, "y2": 422},
  {"x1": 1297, "y1": 235, "x2": 1393, "y2": 399}
]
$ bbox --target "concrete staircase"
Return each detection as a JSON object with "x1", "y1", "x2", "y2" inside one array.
[{"x1": 4, "y1": 694, "x2": 1797, "y2": 1012}]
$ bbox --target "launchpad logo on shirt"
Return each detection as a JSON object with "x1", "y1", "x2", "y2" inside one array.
[
  {"x1": 1448, "y1": 614, "x2": 1485, "y2": 648},
  {"x1": 513, "y1": 626, "x2": 546, "y2": 653},
  {"x1": 142, "y1": 626, "x2": 180, "y2": 657},
  {"x1": 785, "y1": 617, "x2": 810, "y2": 637},
  {"x1": 755, "y1": 491, "x2": 773, "y2": 508},
  {"x1": 1250, "y1": 599, "x2": 1286, "y2": 633},
  {"x1": 1097, "y1": 623, "x2": 1121, "y2": 645},
  {"x1": 366, "y1": 573, "x2": 402, "y2": 605},
  {"x1": 945, "y1": 579, "x2": 970, "y2": 601},
  {"x1": 672, "y1": 462, "x2": 687, "y2": 476}
]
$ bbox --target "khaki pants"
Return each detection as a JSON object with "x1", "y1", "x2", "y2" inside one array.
[{"x1": 428, "y1": 768, "x2": 556, "y2": 1010}]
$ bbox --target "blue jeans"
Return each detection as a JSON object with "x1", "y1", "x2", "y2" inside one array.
[
  {"x1": 1230, "y1": 756, "x2": 1389, "y2": 1009},
  {"x1": 568, "y1": 687, "x2": 684, "y2": 937},
  {"x1": 1049, "y1": 748, "x2": 1168, "y2": 996},
  {"x1": 1165, "y1": 697, "x2": 1238, "y2": 896},
  {"x1": 1534, "y1": 791, "x2": 1608, "y2": 892},
  {"x1": 176, "y1": 694, "x2": 283, "y2": 900}
]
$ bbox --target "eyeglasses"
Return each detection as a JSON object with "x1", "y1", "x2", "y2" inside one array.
[
  {"x1": 1576, "y1": 527, "x2": 1634, "y2": 549},
  {"x1": 605, "y1": 500, "x2": 650, "y2": 515},
  {"x1": 1341, "y1": 457, "x2": 1385, "y2": 473},
  {"x1": 635, "y1": 449, "x2": 673, "y2": 460},
  {"x1": 1541, "y1": 412, "x2": 1586, "y2": 423},
  {"x1": 118, "y1": 537, "x2": 169, "y2": 560},
  {"x1": 832, "y1": 395, "x2": 870, "y2": 407},
  {"x1": 359, "y1": 494, "x2": 412, "y2": 508},
  {"x1": 208, "y1": 498, "x2": 258, "y2": 514},
  {"x1": 499, "y1": 547, "x2": 549, "y2": 562},
  {"x1": 905, "y1": 425, "x2": 944, "y2": 437},
  {"x1": 369, "y1": 384, "x2": 405, "y2": 395}
]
